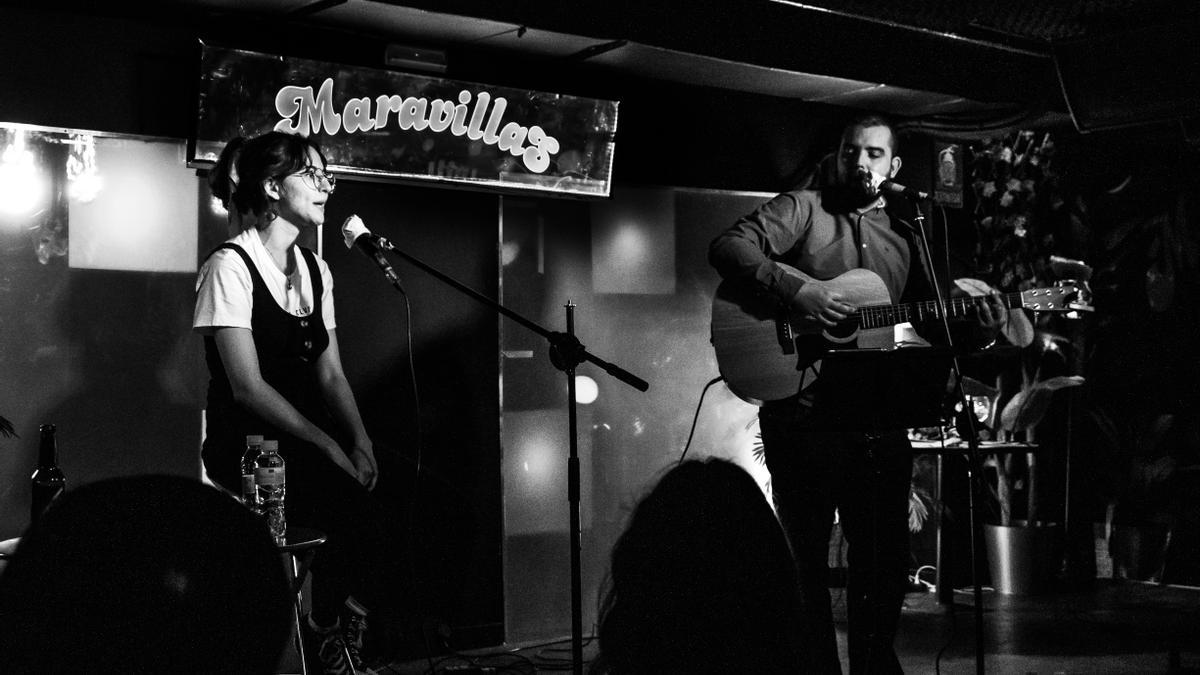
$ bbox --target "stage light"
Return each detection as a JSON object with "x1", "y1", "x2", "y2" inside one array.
[
  {"x1": 502, "y1": 408, "x2": 594, "y2": 535},
  {"x1": 575, "y1": 375, "x2": 598, "y2": 404},
  {"x1": 0, "y1": 129, "x2": 47, "y2": 218},
  {"x1": 591, "y1": 187, "x2": 675, "y2": 294},
  {"x1": 501, "y1": 240, "x2": 520, "y2": 266}
]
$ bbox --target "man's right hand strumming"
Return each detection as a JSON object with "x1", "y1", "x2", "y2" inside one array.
[{"x1": 792, "y1": 280, "x2": 855, "y2": 327}]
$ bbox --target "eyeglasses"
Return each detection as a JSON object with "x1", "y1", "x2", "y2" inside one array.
[{"x1": 291, "y1": 166, "x2": 337, "y2": 192}]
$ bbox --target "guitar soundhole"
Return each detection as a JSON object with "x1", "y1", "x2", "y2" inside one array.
[{"x1": 825, "y1": 320, "x2": 858, "y2": 341}]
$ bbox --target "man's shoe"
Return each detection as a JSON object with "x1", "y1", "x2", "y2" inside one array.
[
  {"x1": 343, "y1": 612, "x2": 379, "y2": 674},
  {"x1": 307, "y1": 616, "x2": 357, "y2": 675}
]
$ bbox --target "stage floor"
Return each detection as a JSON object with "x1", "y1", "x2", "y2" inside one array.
[
  {"x1": 381, "y1": 579, "x2": 1200, "y2": 674},
  {"x1": 892, "y1": 580, "x2": 1200, "y2": 674}
]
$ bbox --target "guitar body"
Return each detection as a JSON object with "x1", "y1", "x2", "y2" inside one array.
[
  {"x1": 711, "y1": 266, "x2": 894, "y2": 404},
  {"x1": 711, "y1": 264, "x2": 1091, "y2": 405}
]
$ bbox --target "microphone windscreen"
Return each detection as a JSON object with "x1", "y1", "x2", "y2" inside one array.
[
  {"x1": 869, "y1": 170, "x2": 889, "y2": 192},
  {"x1": 342, "y1": 215, "x2": 368, "y2": 249}
]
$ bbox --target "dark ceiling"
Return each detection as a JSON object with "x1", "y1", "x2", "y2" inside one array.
[
  {"x1": 58, "y1": 0, "x2": 1200, "y2": 138},
  {"x1": 786, "y1": 0, "x2": 1193, "y2": 43}
]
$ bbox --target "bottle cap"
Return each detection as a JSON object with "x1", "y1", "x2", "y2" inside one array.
[
  {"x1": 246, "y1": 434, "x2": 265, "y2": 444},
  {"x1": 262, "y1": 439, "x2": 279, "y2": 451}
]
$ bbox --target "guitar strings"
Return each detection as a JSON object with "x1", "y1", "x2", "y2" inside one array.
[{"x1": 850, "y1": 292, "x2": 1026, "y2": 328}]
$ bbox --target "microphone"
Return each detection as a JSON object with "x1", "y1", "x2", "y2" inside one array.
[
  {"x1": 342, "y1": 215, "x2": 401, "y2": 287},
  {"x1": 880, "y1": 179, "x2": 930, "y2": 201}
]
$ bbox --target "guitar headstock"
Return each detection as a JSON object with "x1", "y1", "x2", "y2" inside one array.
[{"x1": 1019, "y1": 280, "x2": 1094, "y2": 315}]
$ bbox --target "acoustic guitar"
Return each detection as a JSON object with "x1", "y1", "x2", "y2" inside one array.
[{"x1": 710, "y1": 264, "x2": 1092, "y2": 404}]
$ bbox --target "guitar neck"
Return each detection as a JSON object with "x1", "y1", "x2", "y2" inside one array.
[{"x1": 855, "y1": 292, "x2": 1023, "y2": 329}]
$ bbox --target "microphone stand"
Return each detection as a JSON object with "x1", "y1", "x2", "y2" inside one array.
[
  {"x1": 908, "y1": 196, "x2": 988, "y2": 675},
  {"x1": 370, "y1": 237, "x2": 649, "y2": 675}
]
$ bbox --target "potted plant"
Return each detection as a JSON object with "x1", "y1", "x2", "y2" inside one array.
[
  {"x1": 954, "y1": 271, "x2": 1089, "y2": 594},
  {"x1": 989, "y1": 333, "x2": 1085, "y2": 523},
  {"x1": 973, "y1": 324, "x2": 1084, "y2": 594}
]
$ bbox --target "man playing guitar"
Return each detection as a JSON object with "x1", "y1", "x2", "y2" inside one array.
[{"x1": 709, "y1": 113, "x2": 1006, "y2": 674}]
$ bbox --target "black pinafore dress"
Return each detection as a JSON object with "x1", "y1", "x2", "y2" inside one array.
[{"x1": 199, "y1": 243, "x2": 335, "y2": 491}]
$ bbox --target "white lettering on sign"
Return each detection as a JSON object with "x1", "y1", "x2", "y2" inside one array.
[
  {"x1": 274, "y1": 78, "x2": 342, "y2": 135},
  {"x1": 273, "y1": 79, "x2": 561, "y2": 174}
]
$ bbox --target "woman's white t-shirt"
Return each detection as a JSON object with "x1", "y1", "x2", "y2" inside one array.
[{"x1": 193, "y1": 229, "x2": 336, "y2": 334}]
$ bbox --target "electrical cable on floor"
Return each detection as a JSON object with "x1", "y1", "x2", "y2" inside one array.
[
  {"x1": 535, "y1": 633, "x2": 597, "y2": 664},
  {"x1": 934, "y1": 596, "x2": 957, "y2": 675},
  {"x1": 912, "y1": 564, "x2": 938, "y2": 592},
  {"x1": 678, "y1": 376, "x2": 724, "y2": 463},
  {"x1": 418, "y1": 634, "x2": 597, "y2": 674}
]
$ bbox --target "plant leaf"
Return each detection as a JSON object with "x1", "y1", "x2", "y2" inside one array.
[
  {"x1": 997, "y1": 375, "x2": 1085, "y2": 431},
  {"x1": 960, "y1": 376, "x2": 999, "y2": 398},
  {"x1": 954, "y1": 277, "x2": 993, "y2": 296},
  {"x1": 908, "y1": 489, "x2": 930, "y2": 533},
  {"x1": 1049, "y1": 255, "x2": 1093, "y2": 281},
  {"x1": 955, "y1": 278, "x2": 1035, "y2": 347},
  {"x1": 0, "y1": 414, "x2": 15, "y2": 439},
  {"x1": 1002, "y1": 308, "x2": 1035, "y2": 347}
]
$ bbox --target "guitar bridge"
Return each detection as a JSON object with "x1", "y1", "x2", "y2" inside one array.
[{"x1": 776, "y1": 314, "x2": 795, "y2": 355}]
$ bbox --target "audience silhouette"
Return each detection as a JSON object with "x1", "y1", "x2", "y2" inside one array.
[
  {"x1": 0, "y1": 475, "x2": 292, "y2": 673},
  {"x1": 593, "y1": 458, "x2": 803, "y2": 674}
]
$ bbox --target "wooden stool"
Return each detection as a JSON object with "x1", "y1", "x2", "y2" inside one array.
[{"x1": 278, "y1": 526, "x2": 326, "y2": 675}]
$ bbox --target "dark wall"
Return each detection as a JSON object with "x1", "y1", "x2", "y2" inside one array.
[{"x1": 321, "y1": 181, "x2": 504, "y2": 645}]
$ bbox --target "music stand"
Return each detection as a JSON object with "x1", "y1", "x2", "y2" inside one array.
[{"x1": 803, "y1": 346, "x2": 954, "y2": 430}]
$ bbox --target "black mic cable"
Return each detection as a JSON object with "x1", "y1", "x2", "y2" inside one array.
[
  {"x1": 678, "y1": 376, "x2": 725, "y2": 464},
  {"x1": 340, "y1": 214, "x2": 438, "y2": 671}
]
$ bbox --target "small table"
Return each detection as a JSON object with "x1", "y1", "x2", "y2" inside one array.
[
  {"x1": 910, "y1": 439, "x2": 1040, "y2": 456},
  {"x1": 911, "y1": 440, "x2": 1039, "y2": 604},
  {"x1": 278, "y1": 526, "x2": 327, "y2": 675}
]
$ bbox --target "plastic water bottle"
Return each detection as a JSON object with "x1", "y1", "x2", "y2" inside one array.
[
  {"x1": 255, "y1": 439, "x2": 286, "y2": 545},
  {"x1": 240, "y1": 434, "x2": 264, "y2": 513},
  {"x1": 31, "y1": 423, "x2": 66, "y2": 524}
]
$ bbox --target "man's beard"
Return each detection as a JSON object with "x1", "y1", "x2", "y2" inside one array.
[{"x1": 824, "y1": 169, "x2": 881, "y2": 211}]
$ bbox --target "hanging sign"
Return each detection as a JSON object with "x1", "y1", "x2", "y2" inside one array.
[
  {"x1": 932, "y1": 141, "x2": 964, "y2": 208},
  {"x1": 193, "y1": 45, "x2": 619, "y2": 197}
]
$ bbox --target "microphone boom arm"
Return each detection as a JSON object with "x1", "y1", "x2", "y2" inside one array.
[{"x1": 373, "y1": 237, "x2": 648, "y2": 392}]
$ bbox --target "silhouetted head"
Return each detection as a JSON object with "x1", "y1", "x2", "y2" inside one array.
[
  {"x1": 0, "y1": 475, "x2": 292, "y2": 673},
  {"x1": 593, "y1": 458, "x2": 802, "y2": 674}
]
